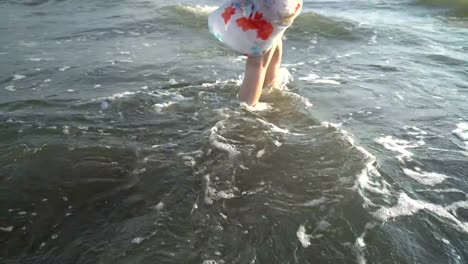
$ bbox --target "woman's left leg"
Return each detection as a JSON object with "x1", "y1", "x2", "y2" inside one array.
[{"x1": 263, "y1": 39, "x2": 283, "y2": 88}]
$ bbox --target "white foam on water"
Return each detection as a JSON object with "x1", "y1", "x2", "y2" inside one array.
[
  {"x1": 13, "y1": 74, "x2": 26, "y2": 81},
  {"x1": 256, "y1": 149, "x2": 265, "y2": 158},
  {"x1": 220, "y1": 212, "x2": 228, "y2": 220},
  {"x1": 368, "y1": 33, "x2": 377, "y2": 45},
  {"x1": 303, "y1": 197, "x2": 327, "y2": 207},
  {"x1": 273, "y1": 140, "x2": 282, "y2": 147},
  {"x1": 299, "y1": 73, "x2": 320, "y2": 81},
  {"x1": 204, "y1": 174, "x2": 217, "y2": 205},
  {"x1": 109, "y1": 91, "x2": 137, "y2": 100},
  {"x1": 296, "y1": 225, "x2": 312, "y2": 248},
  {"x1": 312, "y1": 79, "x2": 341, "y2": 85},
  {"x1": 179, "y1": 4, "x2": 218, "y2": 14},
  {"x1": 355, "y1": 159, "x2": 390, "y2": 198},
  {"x1": 239, "y1": 164, "x2": 249, "y2": 170},
  {"x1": 418, "y1": 188, "x2": 466, "y2": 195},
  {"x1": 277, "y1": 67, "x2": 293, "y2": 86},
  {"x1": 241, "y1": 102, "x2": 270, "y2": 112},
  {"x1": 404, "y1": 126, "x2": 428, "y2": 139},
  {"x1": 445, "y1": 200, "x2": 468, "y2": 213},
  {"x1": 202, "y1": 80, "x2": 223, "y2": 88},
  {"x1": 59, "y1": 66, "x2": 71, "y2": 72},
  {"x1": 374, "y1": 192, "x2": 468, "y2": 234},
  {"x1": 375, "y1": 136, "x2": 424, "y2": 162},
  {"x1": 320, "y1": 122, "x2": 342, "y2": 129},
  {"x1": 395, "y1": 91, "x2": 404, "y2": 100},
  {"x1": 453, "y1": 123, "x2": 468, "y2": 141},
  {"x1": 282, "y1": 90, "x2": 314, "y2": 108},
  {"x1": 263, "y1": 68, "x2": 292, "y2": 92},
  {"x1": 203, "y1": 174, "x2": 216, "y2": 205},
  {"x1": 131, "y1": 237, "x2": 145, "y2": 244},
  {"x1": 402, "y1": 168, "x2": 449, "y2": 186},
  {"x1": 202, "y1": 260, "x2": 222, "y2": 264},
  {"x1": 428, "y1": 146, "x2": 468, "y2": 157},
  {"x1": 181, "y1": 155, "x2": 196, "y2": 167},
  {"x1": 78, "y1": 90, "x2": 134, "y2": 105},
  {"x1": 354, "y1": 222, "x2": 376, "y2": 264},
  {"x1": 256, "y1": 118, "x2": 290, "y2": 134},
  {"x1": 299, "y1": 72, "x2": 341, "y2": 85},
  {"x1": 4, "y1": 85, "x2": 15, "y2": 91},
  {"x1": 63, "y1": 126, "x2": 70, "y2": 135},
  {"x1": 0, "y1": 226, "x2": 13, "y2": 232},
  {"x1": 154, "y1": 101, "x2": 176, "y2": 112},
  {"x1": 101, "y1": 101, "x2": 109, "y2": 110},
  {"x1": 209, "y1": 125, "x2": 240, "y2": 159},
  {"x1": 153, "y1": 201, "x2": 164, "y2": 211},
  {"x1": 333, "y1": 128, "x2": 393, "y2": 209},
  {"x1": 216, "y1": 190, "x2": 236, "y2": 199},
  {"x1": 28, "y1": 58, "x2": 43, "y2": 62},
  {"x1": 203, "y1": 172, "x2": 238, "y2": 205}
]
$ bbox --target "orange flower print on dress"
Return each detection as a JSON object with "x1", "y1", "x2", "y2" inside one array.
[
  {"x1": 209, "y1": 0, "x2": 303, "y2": 56},
  {"x1": 236, "y1": 11, "x2": 273, "y2": 41},
  {"x1": 295, "y1": 3, "x2": 301, "y2": 13},
  {"x1": 222, "y1": 4, "x2": 236, "y2": 24}
]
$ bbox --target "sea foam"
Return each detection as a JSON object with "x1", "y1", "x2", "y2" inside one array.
[
  {"x1": 453, "y1": 123, "x2": 468, "y2": 141},
  {"x1": 403, "y1": 168, "x2": 449, "y2": 186}
]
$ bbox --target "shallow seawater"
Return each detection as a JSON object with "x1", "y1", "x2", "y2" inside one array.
[{"x1": 1, "y1": 0, "x2": 467, "y2": 263}]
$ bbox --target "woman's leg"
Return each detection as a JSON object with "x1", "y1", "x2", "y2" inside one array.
[
  {"x1": 264, "y1": 39, "x2": 283, "y2": 88},
  {"x1": 238, "y1": 46, "x2": 276, "y2": 105}
]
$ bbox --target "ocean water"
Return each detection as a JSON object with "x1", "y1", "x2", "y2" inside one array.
[{"x1": 1, "y1": 0, "x2": 467, "y2": 263}]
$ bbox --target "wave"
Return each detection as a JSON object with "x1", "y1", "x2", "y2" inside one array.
[
  {"x1": 158, "y1": 5, "x2": 215, "y2": 30},
  {"x1": 415, "y1": 0, "x2": 468, "y2": 17},
  {"x1": 47, "y1": 4, "x2": 368, "y2": 43},
  {"x1": 1, "y1": 0, "x2": 66, "y2": 6},
  {"x1": 289, "y1": 11, "x2": 369, "y2": 40}
]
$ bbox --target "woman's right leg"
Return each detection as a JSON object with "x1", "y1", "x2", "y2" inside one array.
[
  {"x1": 263, "y1": 39, "x2": 283, "y2": 88},
  {"x1": 238, "y1": 47, "x2": 276, "y2": 105}
]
